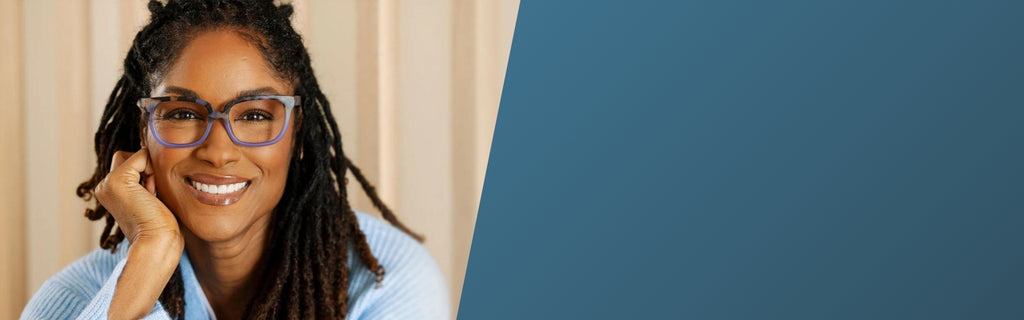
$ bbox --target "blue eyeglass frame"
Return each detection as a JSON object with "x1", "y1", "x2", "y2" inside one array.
[{"x1": 137, "y1": 95, "x2": 301, "y2": 148}]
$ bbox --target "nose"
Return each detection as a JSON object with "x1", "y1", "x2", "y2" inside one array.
[{"x1": 195, "y1": 120, "x2": 241, "y2": 168}]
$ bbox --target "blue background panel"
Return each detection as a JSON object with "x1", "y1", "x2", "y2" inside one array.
[{"x1": 460, "y1": 1, "x2": 1024, "y2": 319}]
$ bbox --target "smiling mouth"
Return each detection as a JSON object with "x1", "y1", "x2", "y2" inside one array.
[
  {"x1": 190, "y1": 179, "x2": 249, "y2": 194},
  {"x1": 185, "y1": 176, "x2": 251, "y2": 206}
]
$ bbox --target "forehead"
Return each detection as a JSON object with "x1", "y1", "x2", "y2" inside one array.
[{"x1": 152, "y1": 29, "x2": 292, "y2": 102}]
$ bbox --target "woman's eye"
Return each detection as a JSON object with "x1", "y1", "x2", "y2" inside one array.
[
  {"x1": 163, "y1": 109, "x2": 201, "y2": 120},
  {"x1": 239, "y1": 111, "x2": 273, "y2": 122}
]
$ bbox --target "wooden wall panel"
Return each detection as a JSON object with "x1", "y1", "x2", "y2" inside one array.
[{"x1": 0, "y1": 1, "x2": 25, "y2": 318}]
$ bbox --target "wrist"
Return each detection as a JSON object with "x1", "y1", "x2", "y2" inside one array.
[
  {"x1": 134, "y1": 227, "x2": 184, "y2": 249},
  {"x1": 131, "y1": 230, "x2": 184, "y2": 268},
  {"x1": 111, "y1": 230, "x2": 184, "y2": 319}
]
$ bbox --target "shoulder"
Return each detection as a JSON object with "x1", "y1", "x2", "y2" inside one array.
[
  {"x1": 21, "y1": 244, "x2": 129, "y2": 319},
  {"x1": 352, "y1": 211, "x2": 439, "y2": 282},
  {"x1": 346, "y1": 211, "x2": 450, "y2": 320},
  {"x1": 353, "y1": 211, "x2": 425, "y2": 257}
]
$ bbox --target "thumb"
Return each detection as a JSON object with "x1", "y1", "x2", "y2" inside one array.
[
  {"x1": 124, "y1": 147, "x2": 151, "y2": 175},
  {"x1": 113, "y1": 148, "x2": 151, "y2": 186}
]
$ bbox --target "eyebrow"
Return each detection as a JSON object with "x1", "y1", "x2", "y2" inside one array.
[
  {"x1": 234, "y1": 87, "x2": 280, "y2": 99},
  {"x1": 163, "y1": 86, "x2": 281, "y2": 100},
  {"x1": 164, "y1": 86, "x2": 199, "y2": 99}
]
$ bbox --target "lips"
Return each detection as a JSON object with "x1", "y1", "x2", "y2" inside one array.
[{"x1": 185, "y1": 173, "x2": 251, "y2": 206}]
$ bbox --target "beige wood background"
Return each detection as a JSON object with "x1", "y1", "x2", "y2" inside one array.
[{"x1": 0, "y1": 0, "x2": 518, "y2": 318}]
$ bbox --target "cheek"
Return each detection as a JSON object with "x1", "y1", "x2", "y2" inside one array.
[
  {"x1": 255, "y1": 143, "x2": 294, "y2": 182},
  {"x1": 247, "y1": 146, "x2": 293, "y2": 214},
  {"x1": 145, "y1": 148, "x2": 193, "y2": 214},
  {"x1": 148, "y1": 146, "x2": 191, "y2": 188},
  {"x1": 250, "y1": 133, "x2": 294, "y2": 185}
]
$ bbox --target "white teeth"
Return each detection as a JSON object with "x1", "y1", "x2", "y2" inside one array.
[{"x1": 192, "y1": 180, "x2": 247, "y2": 194}]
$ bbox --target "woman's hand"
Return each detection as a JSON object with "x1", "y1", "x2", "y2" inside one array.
[
  {"x1": 94, "y1": 148, "x2": 180, "y2": 244},
  {"x1": 93, "y1": 148, "x2": 184, "y2": 319}
]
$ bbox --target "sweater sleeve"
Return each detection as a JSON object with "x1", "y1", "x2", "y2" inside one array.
[{"x1": 21, "y1": 256, "x2": 171, "y2": 320}]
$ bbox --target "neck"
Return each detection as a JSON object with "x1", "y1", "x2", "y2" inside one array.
[{"x1": 184, "y1": 213, "x2": 272, "y2": 320}]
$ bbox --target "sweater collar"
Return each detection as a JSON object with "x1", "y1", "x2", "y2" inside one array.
[{"x1": 180, "y1": 250, "x2": 219, "y2": 320}]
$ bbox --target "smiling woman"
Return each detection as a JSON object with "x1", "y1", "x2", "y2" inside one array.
[{"x1": 19, "y1": 1, "x2": 447, "y2": 319}]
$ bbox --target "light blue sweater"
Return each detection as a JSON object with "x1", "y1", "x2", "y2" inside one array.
[{"x1": 21, "y1": 211, "x2": 449, "y2": 319}]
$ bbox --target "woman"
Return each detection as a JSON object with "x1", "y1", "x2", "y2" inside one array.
[{"x1": 21, "y1": 0, "x2": 448, "y2": 319}]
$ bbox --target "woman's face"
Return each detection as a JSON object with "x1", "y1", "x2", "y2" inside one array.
[{"x1": 146, "y1": 29, "x2": 295, "y2": 242}]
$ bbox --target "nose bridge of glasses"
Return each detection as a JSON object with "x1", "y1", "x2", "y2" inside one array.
[
  {"x1": 203, "y1": 111, "x2": 236, "y2": 146},
  {"x1": 208, "y1": 109, "x2": 231, "y2": 121}
]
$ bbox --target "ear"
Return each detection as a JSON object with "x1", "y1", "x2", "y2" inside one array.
[
  {"x1": 137, "y1": 101, "x2": 152, "y2": 149},
  {"x1": 138, "y1": 111, "x2": 149, "y2": 148}
]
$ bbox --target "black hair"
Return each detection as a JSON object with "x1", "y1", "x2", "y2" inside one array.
[{"x1": 74, "y1": 0, "x2": 421, "y2": 318}]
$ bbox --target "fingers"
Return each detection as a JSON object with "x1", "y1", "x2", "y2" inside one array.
[
  {"x1": 110, "y1": 151, "x2": 132, "y2": 173},
  {"x1": 95, "y1": 148, "x2": 171, "y2": 246},
  {"x1": 108, "y1": 148, "x2": 153, "y2": 187},
  {"x1": 122, "y1": 148, "x2": 151, "y2": 177}
]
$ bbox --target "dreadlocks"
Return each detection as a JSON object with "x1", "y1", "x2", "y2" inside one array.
[{"x1": 74, "y1": 0, "x2": 422, "y2": 318}]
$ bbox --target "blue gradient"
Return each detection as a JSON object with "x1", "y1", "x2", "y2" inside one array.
[{"x1": 460, "y1": 1, "x2": 1024, "y2": 319}]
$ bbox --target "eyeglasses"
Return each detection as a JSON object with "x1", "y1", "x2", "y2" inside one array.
[{"x1": 138, "y1": 95, "x2": 300, "y2": 148}]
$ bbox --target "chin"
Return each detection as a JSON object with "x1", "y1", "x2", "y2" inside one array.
[{"x1": 179, "y1": 212, "x2": 263, "y2": 243}]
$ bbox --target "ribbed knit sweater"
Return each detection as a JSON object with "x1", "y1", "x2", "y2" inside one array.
[{"x1": 21, "y1": 211, "x2": 449, "y2": 319}]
